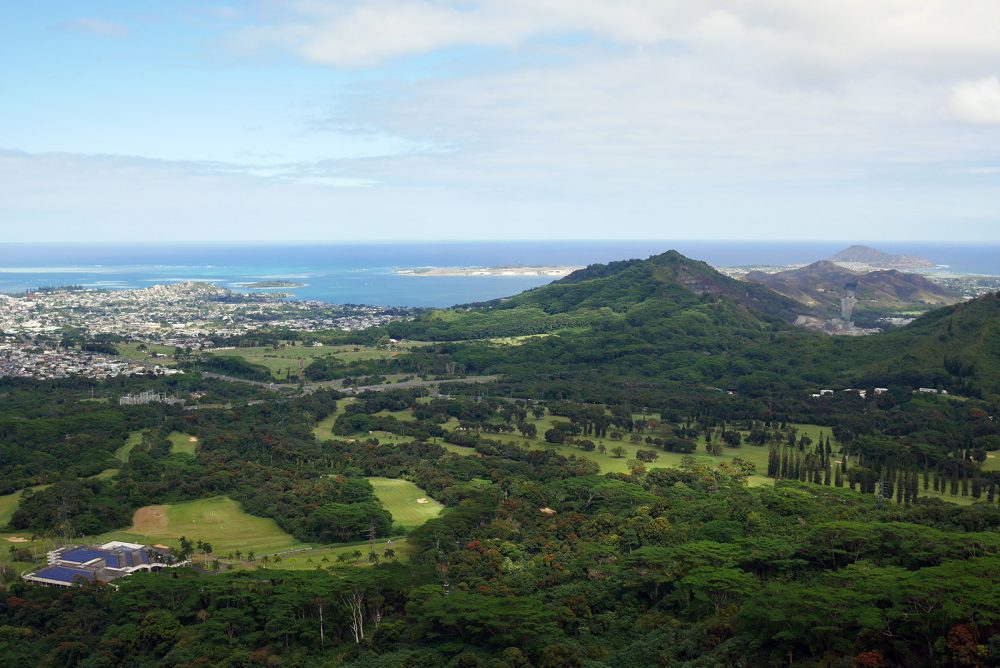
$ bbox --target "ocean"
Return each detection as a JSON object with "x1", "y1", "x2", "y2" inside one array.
[{"x1": 0, "y1": 241, "x2": 997, "y2": 307}]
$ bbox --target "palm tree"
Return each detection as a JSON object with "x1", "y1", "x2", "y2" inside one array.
[
  {"x1": 233, "y1": 550, "x2": 242, "y2": 561},
  {"x1": 383, "y1": 548, "x2": 396, "y2": 560},
  {"x1": 246, "y1": 551, "x2": 256, "y2": 563}
]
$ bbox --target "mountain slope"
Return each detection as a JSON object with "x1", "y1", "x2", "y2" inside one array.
[
  {"x1": 386, "y1": 251, "x2": 1000, "y2": 402},
  {"x1": 849, "y1": 292, "x2": 1000, "y2": 393},
  {"x1": 745, "y1": 260, "x2": 958, "y2": 319}
]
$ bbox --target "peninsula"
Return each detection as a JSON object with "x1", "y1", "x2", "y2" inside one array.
[{"x1": 397, "y1": 265, "x2": 582, "y2": 277}]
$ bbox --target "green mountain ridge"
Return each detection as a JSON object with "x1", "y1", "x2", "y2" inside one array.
[
  {"x1": 391, "y1": 250, "x2": 809, "y2": 341},
  {"x1": 389, "y1": 250, "x2": 1000, "y2": 401}
]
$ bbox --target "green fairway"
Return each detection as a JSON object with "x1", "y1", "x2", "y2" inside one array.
[
  {"x1": 115, "y1": 430, "x2": 145, "y2": 463},
  {"x1": 0, "y1": 491, "x2": 26, "y2": 528},
  {"x1": 0, "y1": 484, "x2": 51, "y2": 528},
  {"x1": 368, "y1": 477, "x2": 444, "y2": 528},
  {"x1": 98, "y1": 496, "x2": 304, "y2": 556},
  {"x1": 323, "y1": 405, "x2": 983, "y2": 506},
  {"x1": 168, "y1": 431, "x2": 199, "y2": 455},
  {"x1": 275, "y1": 537, "x2": 414, "y2": 570},
  {"x1": 312, "y1": 397, "x2": 357, "y2": 440}
]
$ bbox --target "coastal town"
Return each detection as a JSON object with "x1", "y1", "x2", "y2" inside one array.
[{"x1": 0, "y1": 282, "x2": 412, "y2": 380}]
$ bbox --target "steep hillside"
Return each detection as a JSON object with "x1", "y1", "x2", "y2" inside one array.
[
  {"x1": 745, "y1": 260, "x2": 958, "y2": 319},
  {"x1": 850, "y1": 292, "x2": 1000, "y2": 394}
]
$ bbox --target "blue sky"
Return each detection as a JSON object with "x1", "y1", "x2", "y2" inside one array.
[{"x1": 2, "y1": 1, "x2": 1000, "y2": 242}]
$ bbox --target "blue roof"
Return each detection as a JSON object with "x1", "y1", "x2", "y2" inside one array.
[
  {"x1": 60, "y1": 547, "x2": 107, "y2": 564},
  {"x1": 32, "y1": 566, "x2": 96, "y2": 584}
]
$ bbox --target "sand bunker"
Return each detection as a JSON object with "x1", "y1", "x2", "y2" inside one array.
[
  {"x1": 131, "y1": 505, "x2": 169, "y2": 533},
  {"x1": 189, "y1": 437, "x2": 198, "y2": 443},
  {"x1": 416, "y1": 498, "x2": 429, "y2": 504},
  {"x1": 6, "y1": 536, "x2": 28, "y2": 543}
]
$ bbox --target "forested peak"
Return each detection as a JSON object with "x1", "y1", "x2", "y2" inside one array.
[{"x1": 514, "y1": 248, "x2": 808, "y2": 323}]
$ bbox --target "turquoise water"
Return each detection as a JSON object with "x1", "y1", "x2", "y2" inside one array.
[{"x1": 0, "y1": 241, "x2": 995, "y2": 307}]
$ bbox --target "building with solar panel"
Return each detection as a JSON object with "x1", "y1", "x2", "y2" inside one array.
[{"x1": 22, "y1": 541, "x2": 183, "y2": 587}]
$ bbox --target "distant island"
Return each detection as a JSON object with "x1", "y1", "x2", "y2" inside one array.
[
  {"x1": 397, "y1": 265, "x2": 582, "y2": 277},
  {"x1": 235, "y1": 280, "x2": 304, "y2": 289},
  {"x1": 829, "y1": 245, "x2": 934, "y2": 270}
]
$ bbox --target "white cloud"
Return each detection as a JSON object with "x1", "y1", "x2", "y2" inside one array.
[
  {"x1": 234, "y1": 0, "x2": 1000, "y2": 75},
  {"x1": 951, "y1": 77, "x2": 1000, "y2": 124}
]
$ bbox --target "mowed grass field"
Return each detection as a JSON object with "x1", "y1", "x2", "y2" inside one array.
[
  {"x1": 98, "y1": 496, "x2": 304, "y2": 556},
  {"x1": 0, "y1": 484, "x2": 51, "y2": 527},
  {"x1": 209, "y1": 344, "x2": 401, "y2": 380},
  {"x1": 169, "y1": 431, "x2": 199, "y2": 455},
  {"x1": 276, "y1": 537, "x2": 416, "y2": 570},
  {"x1": 368, "y1": 477, "x2": 444, "y2": 529}
]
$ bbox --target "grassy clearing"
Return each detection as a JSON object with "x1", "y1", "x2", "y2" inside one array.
[
  {"x1": 209, "y1": 344, "x2": 399, "y2": 380},
  {"x1": 368, "y1": 477, "x2": 444, "y2": 529},
  {"x1": 168, "y1": 431, "x2": 198, "y2": 456},
  {"x1": 115, "y1": 430, "x2": 146, "y2": 464},
  {"x1": 88, "y1": 468, "x2": 120, "y2": 481},
  {"x1": 116, "y1": 342, "x2": 177, "y2": 365},
  {"x1": 97, "y1": 496, "x2": 304, "y2": 556}
]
